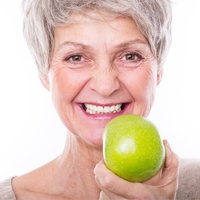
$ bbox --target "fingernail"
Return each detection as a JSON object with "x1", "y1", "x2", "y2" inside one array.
[
  {"x1": 94, "y1": 165, "x2": 97, "y2": 174},
  {"x1": 164, "y1": 139, "x2": 172, "y2": 154}
]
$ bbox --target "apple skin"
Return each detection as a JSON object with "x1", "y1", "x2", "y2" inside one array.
[{"x1": 103, "y1": 114, "x2": 165, "y2": 182}]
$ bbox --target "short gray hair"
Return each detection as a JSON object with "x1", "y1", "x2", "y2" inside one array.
[{"x1": 23, "y1": 0, "x2": 172, "y2": 76}]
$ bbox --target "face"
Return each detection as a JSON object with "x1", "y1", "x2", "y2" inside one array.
[{"x1": 42, "y1": 11, "x2": 162, "y2": 148}]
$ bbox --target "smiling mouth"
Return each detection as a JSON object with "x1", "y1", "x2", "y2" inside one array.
[{"x1": 82, "y1": 103, "x2": 126, "y2": 114}]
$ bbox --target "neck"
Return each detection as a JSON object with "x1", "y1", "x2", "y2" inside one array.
[
  {"x1": 13, "y1": 132, "x2": 103, "y2": 199},
  {"x1": 54, "y1": 132, "x2": 103, "y2": 198}
]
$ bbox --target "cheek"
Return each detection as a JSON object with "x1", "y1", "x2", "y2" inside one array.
[
  {"x1": 49, "y1": 68, "x2": 86, "y2": 103},
  {"x1": 50, "y1": 71, "x2": 73, "y2": 105},
  {"x1": 122, "y1": 67, "x2": 157, "y2": 102},
  {"x1": 132, "y1": 68, "x2": 157, "y2": 116},
  {"x1": 142, "y1": 69, "x2": 157, "y2": 96},
  {"x1": 48, "y1": 68, "x2": 83, "y2": 129},
  {"x1": 48, "y1": 70, "x2": 78, "y2": 128}
]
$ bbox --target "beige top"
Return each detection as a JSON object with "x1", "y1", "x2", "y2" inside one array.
[
  {"x1": 0, "y1": 177, "x2": 16, "y2": 200},
  {"x1": 0, "y1": 159, "x2": 200, "y2": 199}
]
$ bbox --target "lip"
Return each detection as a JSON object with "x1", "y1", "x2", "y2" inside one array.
[{"x1": 78, "y1": 102, "x2": 129, "y2": 120}]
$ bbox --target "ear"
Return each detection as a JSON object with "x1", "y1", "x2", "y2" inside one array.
[
  {"x1": 156, "y1": 67, "x2": 163, "y2": 86},
  {"x1": 39, "y1": 73, "x2": 50, "y2": 91}
]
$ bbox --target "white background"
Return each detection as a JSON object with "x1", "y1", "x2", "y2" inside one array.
[{"x1": 0, "y1": 0, "x2": 200, "y2": 180}]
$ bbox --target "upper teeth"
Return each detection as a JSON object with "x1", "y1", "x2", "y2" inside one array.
[{"x1": 85, "y1": 104, "x2": 122, "y2": 114}]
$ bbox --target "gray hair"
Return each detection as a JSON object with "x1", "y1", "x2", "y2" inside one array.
[{"x1": 23, "y1": 0, "x2": 172, "y2": 76}]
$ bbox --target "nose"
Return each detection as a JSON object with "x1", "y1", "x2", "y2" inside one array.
[{"x1": 90, "y1": 66, "x2": 120, "y2": 97}]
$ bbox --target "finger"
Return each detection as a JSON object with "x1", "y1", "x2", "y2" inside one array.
[
  {"x1": 94, "y1": 160, "x2": 148, "y2": 199},
  {"x1": 144, "y1": 168, "x2": 162, "y2": 185},
  {"x1": 162, "y1": 140, "x2": 180, "y2": 181},
  {"x1": 153, "y1": 139, "x2": 180, "y2": 199},
  {"x1": 95, "y1": 158, "x2": 179, "y2": 200},
  {"x1": 99, "y1": 191, "x2": 110, "y2": 200},
  {"x1": 144, "y1": 140, "x2": 179, "y2": 186},
  {"x1": 163, "y1": 140, "x2": 179, "y2": 168}
]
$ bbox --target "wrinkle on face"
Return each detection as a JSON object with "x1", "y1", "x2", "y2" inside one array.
[{"x1": 46, "y1": 11, "x2": 160, "y2": 148}]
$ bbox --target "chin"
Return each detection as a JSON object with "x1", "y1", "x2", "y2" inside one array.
[
  {"x1": 88, "y1": 135, "x2": 104, "y2": 150},
  {"x1": 80, "y1": 129, "x2": 104, "y2": 150}
]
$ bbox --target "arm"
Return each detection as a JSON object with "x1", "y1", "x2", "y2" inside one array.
[{"x1": 176, "y1": 158, "x2": 200, "y2": 200}]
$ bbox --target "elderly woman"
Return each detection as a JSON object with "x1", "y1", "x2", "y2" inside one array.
[{"x1": 0, "y1": 0, "x2": 182, "y2": 199}]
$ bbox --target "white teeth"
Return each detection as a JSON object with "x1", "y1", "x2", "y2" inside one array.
[{"x1": 85, "y1": 104, "x2": 122, "y2": 114}]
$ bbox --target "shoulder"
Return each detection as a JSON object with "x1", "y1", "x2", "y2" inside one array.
[
  {"x1": 0, "y1": 177, "x2": 16, "y2": 200},
  {"x1": 176, "y1": 158, "x2": 200, "y2": 200}
]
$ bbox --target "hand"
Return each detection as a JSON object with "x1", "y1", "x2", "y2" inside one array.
[{"x1": 94, "y1": 140, "x2": 179, "y2": 200}]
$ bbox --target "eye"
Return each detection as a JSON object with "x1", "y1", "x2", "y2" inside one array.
[
  {"x1": 65, "y1": 54, "x2": 83, "y2": 62},
  {"x1": 63, "y1": 53, "x2": 91, "y2": 69},
  {"x1": 123, "y1": 53, "x2": 142, "y2": 62},
  {"x1": 117, "y1": 52, "x2": 144, "y2": 68}
]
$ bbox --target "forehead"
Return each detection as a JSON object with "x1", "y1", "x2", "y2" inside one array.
[{"x1": 53, "y1": 11, "x2": 148, "y2": 50}]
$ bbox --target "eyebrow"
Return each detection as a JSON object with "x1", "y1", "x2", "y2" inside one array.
[
  {"x1": 57, "y1": 42, "x2": 93, "y2": 52},
  {"x1": 115, "y1": 39, "x2": 149, "y2": 49},
  {"x1": 57, "y1": 39, "x2": 149, "y2": 52}
]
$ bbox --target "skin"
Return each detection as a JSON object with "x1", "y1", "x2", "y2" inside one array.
[{"x1": 12, "y1": 11, "x2": 179, "y2": 200}]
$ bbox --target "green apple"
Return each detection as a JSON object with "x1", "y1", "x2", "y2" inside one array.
[{"x1": 103, "y1": 114, "x2": 165, "y2": 182}]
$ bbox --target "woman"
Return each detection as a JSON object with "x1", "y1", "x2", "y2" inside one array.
[{"x1": 0, "y1": 0, "x2": 179, "y2": 199}]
